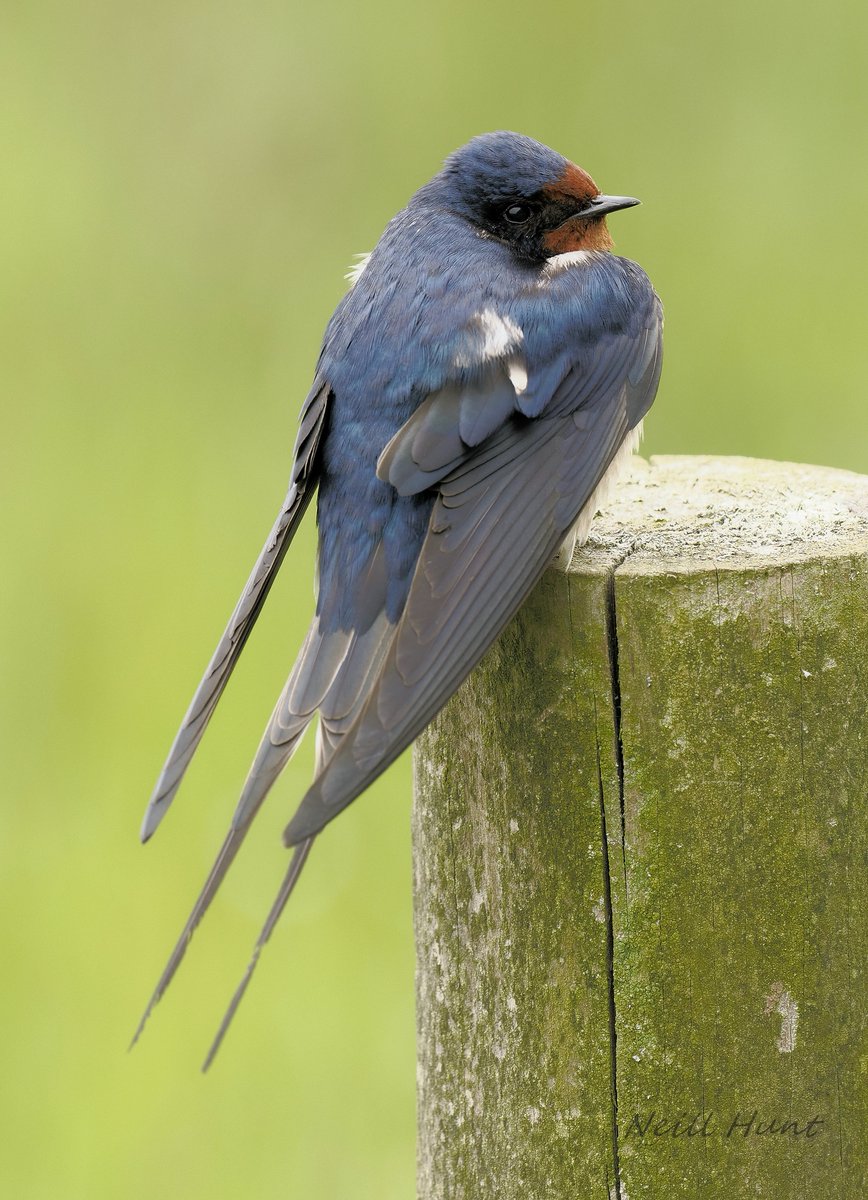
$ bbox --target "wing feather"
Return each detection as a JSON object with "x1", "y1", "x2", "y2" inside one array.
[
  {"x1": 283, "y1": 375, "x2": 643, "y2": 844},
  {"x1": 376, "y1": 364, "x2": 523, "y2": 496},
  {"x1": 457, "y1": 371, "x2": 518, "y2": 446},
  {"x1": 140, "y1": 383, "x2": 330, "y2": 842}
]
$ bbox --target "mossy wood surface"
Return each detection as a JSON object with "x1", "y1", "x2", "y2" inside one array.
[{"x1": 413, "y1": 456, "x2": 867, "y2": 1200}]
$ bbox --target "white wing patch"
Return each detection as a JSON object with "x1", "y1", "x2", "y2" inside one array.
[
  {"x1": 506, "y1": 355, "x2": 528, "y2": 395},
  {"x1": 453, "y1": 308, "x2": 524, "y2": 370},
  {"x1": 345, "y1": 253, "x2": 372, "y2": 287}
]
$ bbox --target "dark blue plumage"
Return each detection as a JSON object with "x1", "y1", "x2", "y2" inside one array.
[
  {"x1": 316, "y1": 182, "x2": 655, "y2": 628},
  {"x1": 135, "y1": 131, "x2": 663, "y2": 1065}
]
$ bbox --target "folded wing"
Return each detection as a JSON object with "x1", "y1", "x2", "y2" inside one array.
[{"x1": 284, "y1": 308, "x2": 662, "y2": 843}]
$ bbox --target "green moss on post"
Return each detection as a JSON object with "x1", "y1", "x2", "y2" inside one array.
[{"x1": 413, "y1": 456, "x2": 867, "y2": 1200}]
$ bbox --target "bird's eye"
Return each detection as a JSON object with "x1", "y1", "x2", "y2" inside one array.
[{"x1": 503, "y1": 203, "x2": 532, "y2": 225}]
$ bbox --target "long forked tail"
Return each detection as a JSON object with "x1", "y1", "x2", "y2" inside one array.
[
  {"x1": 201, "y1": 837, "x2": 314, "y2": 1072},
  {"x1": 133, "y1": 606, "x2": 395, "y2": 1052},
  {"x1": 130, "y1": 825, "x2": 251, "y2": 1049},
  {"x1": 132, "y1": 680, "x2": 316, "y2": 1047}
]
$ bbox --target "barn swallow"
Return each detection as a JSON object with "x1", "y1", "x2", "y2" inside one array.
[{"x1": 135, "y1": 131, "x2": 663, "y2": 1066}]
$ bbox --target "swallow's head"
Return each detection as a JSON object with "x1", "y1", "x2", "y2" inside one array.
[{"x1": 436, "y1": 131, "x2": 639, "y2": 260}]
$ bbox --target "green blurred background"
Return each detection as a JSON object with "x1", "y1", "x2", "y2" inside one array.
[{"x1": 2, "y1": 1, "x2": 866, "y2": 1197}]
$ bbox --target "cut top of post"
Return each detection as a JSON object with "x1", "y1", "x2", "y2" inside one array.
[{"x1": 572, "y1": 455, "x2": 868, "y2": 577}]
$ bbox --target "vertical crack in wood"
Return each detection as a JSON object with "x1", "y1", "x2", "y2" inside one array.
[
  {"x1": 605, "y1": 555, "x2": 631, "y2": 902},
  {"x1": 595, "y1": 721, "x2": 622, "y2": 1200},
  {"x1": 598, "y1": 550, "x2": 634, "y2": 1200}
]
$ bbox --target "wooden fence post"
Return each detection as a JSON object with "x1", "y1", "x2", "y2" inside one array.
[{"x1": 412, "y1": 455, "x2": 867, "y2": 1200}]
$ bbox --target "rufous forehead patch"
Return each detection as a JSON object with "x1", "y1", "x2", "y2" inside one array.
[{"x1": 543, "y1": 161, "x2": 600, "y2": 203}]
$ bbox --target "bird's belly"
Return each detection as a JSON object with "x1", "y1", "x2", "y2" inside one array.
[{"x1": 552, "y1": 422, "x2": 644, "y2": 570}]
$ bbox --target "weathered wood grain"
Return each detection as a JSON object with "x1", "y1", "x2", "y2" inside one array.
[{"x1": 413, "y1": 456, "x2": 867, "y2": 1200}]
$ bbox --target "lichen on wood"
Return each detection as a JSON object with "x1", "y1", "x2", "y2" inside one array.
[{"x1": 413, "y1": 456, "x2": 867, "y2": 1200}]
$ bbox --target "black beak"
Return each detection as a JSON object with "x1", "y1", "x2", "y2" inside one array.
[{"x1": 583, "y1": 194, "x2": 640, "y2": 218}]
